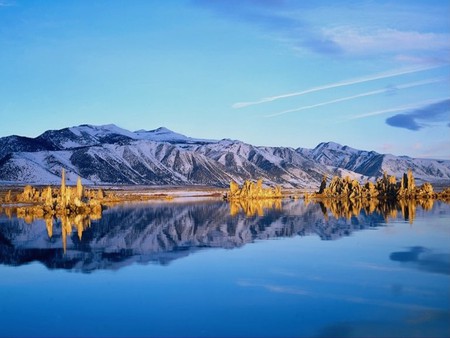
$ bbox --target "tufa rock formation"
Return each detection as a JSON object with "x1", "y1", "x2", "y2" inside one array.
[
  {"x1": 9, "y1": 169, "x2": 105, "y2": 218},
  {"x1": 314, "y1": 169, "x2": 447, "y2": 202},
  {"x1": 225, "y1": 179, "x2": 282, "y2": 200}
]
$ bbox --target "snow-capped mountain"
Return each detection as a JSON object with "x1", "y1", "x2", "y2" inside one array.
[
  {"x1": 298, "y1": 141, "x2": 450, "y2": 184},
  {"x1": 1, "y1": 124, "x2": 449, "y2": 187}
]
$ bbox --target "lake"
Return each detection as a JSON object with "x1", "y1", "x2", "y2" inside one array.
[{"x1": 0, "y1": 198, "x2": 449, "y2": 337}]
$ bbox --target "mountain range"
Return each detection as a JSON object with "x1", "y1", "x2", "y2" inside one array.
[{"x1": 1, "y1": 124, "x2": 449, "y2": 188}]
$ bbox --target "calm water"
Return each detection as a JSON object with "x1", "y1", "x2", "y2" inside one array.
[{"x1": 0, "y1": 199, "x2": 449, "y2": 337}]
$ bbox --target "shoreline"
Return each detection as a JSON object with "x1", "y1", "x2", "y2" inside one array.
[{"x1": 0, "y1": 185, "x2": 314, "y2": 206}]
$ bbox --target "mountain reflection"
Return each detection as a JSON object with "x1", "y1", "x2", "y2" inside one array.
[{"x1": 0, "y1": 199, "x2": 445, "y2": 272}]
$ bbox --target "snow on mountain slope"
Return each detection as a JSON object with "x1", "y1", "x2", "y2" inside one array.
[
  {"x1": 1, "y1": 124, "x2": 450, "y2": 187},
  {"x1": 0, "y1": 135, "x2": 56, "y2": 160},
  {"x1": 0, "y1": 151, "x2": 95, "y2": 185},
  {"x1": 380, "y1": 154, "x2": 450, "y2": 183},
  {"x1": 298, "y1": 141, "x2": 377, "y2": 172},
  {"x1": 32, "y1": 124, "x2": 214, "y2": 150},
  {"x1": 192, "y1": 139, "x2": 326, "y2": 187},
  {"x1": 134, "y1": 126, "x2": 216, "y2": 144},
  {"x1": 35, "y1": 124, "x2": 132, "y2": 149},
  {"x1": 299, "y1": 141, "x2": 450, "y2": 183}
]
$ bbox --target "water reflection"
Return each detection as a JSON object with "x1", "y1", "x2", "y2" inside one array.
[
  {"x1": 390, "y1": 246, "x2": 450, "y2": 276},
  {"x1": 0, "y1": 205, "x2": 101, "y2": 254},
  {"x1": 229, "y1": 199, "x2": 282, "y2": 217},
  {"x1": 0, "y1": 199, "x2": 447, "y2": 272},
  {"x1": 314, "y1": 197, "x2": 434, "y2": 224},
  {"x1": 317, "y1": 309, "x2": 450, "y2": 338}
]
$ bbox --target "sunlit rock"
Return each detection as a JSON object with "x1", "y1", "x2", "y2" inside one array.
[
  {"x1": 225, "y1": 179, "x2": 282, "y2": 200},
  {"x1": 314, "y1": 169, "x2": 443, "y2": 204}
]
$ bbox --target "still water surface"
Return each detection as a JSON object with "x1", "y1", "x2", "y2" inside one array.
[{"x1": 0, "y1": 199, "x2": 449, "y2": 337}]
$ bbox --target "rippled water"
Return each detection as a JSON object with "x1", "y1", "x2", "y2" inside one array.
[{"x1": 0, "y1": 199, "x2": 449, "y2": 337}]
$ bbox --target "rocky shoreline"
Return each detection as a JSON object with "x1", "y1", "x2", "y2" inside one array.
[{"x1": 309, "y1": 170, "x2": 450, "y2": 202}]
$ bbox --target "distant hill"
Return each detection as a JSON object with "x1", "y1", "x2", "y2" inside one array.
[{"x1": 1, "y1": 124, "x2": 449, "y2": 188}]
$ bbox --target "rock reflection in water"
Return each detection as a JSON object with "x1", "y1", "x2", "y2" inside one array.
[
  {"x1": 0, "y1": 199, "x2": 446, "y2": 272},
  {"x1": 1, "y1": 205, "x2": 101, "y2": 254},
  {"x1": 229, "y1": 199, "x2": 282, "y2": 217},
  {"x1": 315, "y1": 197, "x2": 435, "y2": 224}
]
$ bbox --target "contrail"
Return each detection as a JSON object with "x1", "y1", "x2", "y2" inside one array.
[
  {"x1": 265, "y1": 78, "x2": 444, "y2": 118},
  {"x1": 233, "y1": 63, "x2": 446, "y2": 109},
  {"x1": 348, "y1": 97, "x2": 450, "y2": 120}
]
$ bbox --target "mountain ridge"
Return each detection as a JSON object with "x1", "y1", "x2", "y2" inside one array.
[{"x1": 1, "y1": 124, "x2": 449, "y2": 188}]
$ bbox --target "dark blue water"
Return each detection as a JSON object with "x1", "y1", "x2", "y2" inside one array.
[{"x1": 0, "y1": 199, "x2": 449, "y2": 337}]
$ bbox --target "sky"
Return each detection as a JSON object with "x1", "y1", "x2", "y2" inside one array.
[{"x1": 0, "y1": 0, "x2": 449, "y2": 159}]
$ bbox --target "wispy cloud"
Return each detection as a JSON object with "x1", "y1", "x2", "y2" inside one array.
[
  {"x1": 385, "y1": 99, "x2": 450, "y2": 131},
  {"x1": 196, "y1": 1, "x2": 450, "y2": 60},
  {"x1": 0, "y1": 0, "x2": 15, "y2": 7},
  {"x1": 265, "y1": 78, "x2": 444, "y2": 118},
  {"x1": 233, "y1": 64, "x2": 445, "y2": 109},
  {"x1": 349, "y1": 98, "x2": 449, "y2": 120},
  {"x1": 323, "y1": 27, "x2": 450, "y2": 56}
]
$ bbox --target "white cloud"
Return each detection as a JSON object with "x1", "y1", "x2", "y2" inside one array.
[{"x1": 323, "y1": 27, "x2": 450, "y2": 55}]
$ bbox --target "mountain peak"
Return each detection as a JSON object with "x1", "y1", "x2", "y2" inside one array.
[
  {"x1": 151, "y1": 127, "x2": 173, "y2": 133},
  {"x1": 314, "y1": 141, "x2": 367, "y2": 154},
  {"x1": 72, "y1": 123, "x2": 134, "y2": 135},
  {"x1": 134, "y1": 127, "x2": 172, "y2": 133},
  {"x1": 40, "y1": 124, "x2": 216, "y2": 146},
  {"x1": 316, "y1": 141, "x2": 344, "y2": 150},
  {"x1": 133, "y1": 126, "x2": 217, "y2": 144},
  {"x1": 135, "y1": 126, "x2": 191, "y2": 142}
]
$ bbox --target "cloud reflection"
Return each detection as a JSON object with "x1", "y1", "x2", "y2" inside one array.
[
  {"x1": 238, "y1": 278, "x2": 444, "y2": 313},
  {"x1": 316, "y1": 309, "x2": 450, "y2": 338},
  {"x1": 390, "y1": 246, "x2": 450, "y2": 275}
]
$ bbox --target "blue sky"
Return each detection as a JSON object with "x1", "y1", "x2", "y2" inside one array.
[{"x1": 0, "y1": 0, "x2": 449, "y2": 159}]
